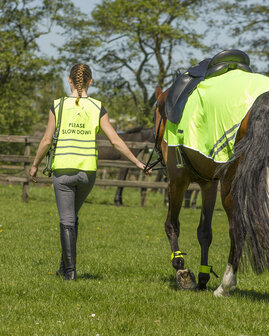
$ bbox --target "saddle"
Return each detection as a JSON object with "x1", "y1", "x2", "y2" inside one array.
[{"x1": 166, "y1": 49, "x2": 252, "y2": 124}]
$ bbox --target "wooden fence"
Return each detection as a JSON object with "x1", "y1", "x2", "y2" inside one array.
[{"x1": 0, "y1": 135, "x2": 200, "y2": 202}]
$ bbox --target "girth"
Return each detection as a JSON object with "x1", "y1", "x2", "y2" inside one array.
[{"x1": 166, "y1": 49, "x2": 252, "y2": 124}]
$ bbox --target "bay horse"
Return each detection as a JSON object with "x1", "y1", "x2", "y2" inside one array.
[{"x1": 153, "y1": 82, "x2": 269, "y2": 296}]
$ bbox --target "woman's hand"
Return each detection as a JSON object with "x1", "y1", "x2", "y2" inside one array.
[
  {"x1": 135, "y1": 160, "x2": 152, "y2": 174},
  {"x1": 30, "y1": 165, "x2": 38, "y2": 183}
]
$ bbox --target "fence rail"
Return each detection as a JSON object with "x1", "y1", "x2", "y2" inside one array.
[{"x1": 0, "y1": 134, "x2": 200, "y2": 202}]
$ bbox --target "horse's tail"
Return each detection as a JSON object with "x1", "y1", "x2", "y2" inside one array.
[{"x1": 231, "y1": 91, "x2": 269, "y2": 273}]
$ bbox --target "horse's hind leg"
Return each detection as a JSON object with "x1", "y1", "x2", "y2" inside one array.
[
  {"x1": 214, "y1": 186, "x2": 245, "y2": 297},
  {"x1": 197, "y1": 181, "x2": 218, "y2": 290}
]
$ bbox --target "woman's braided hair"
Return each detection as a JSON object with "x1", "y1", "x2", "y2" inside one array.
[{"x1": 69, "y1": 64, "x2": 92, "y2": 106}]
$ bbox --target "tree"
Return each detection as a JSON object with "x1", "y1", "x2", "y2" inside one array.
[
  {"x1": 58, "y1": 0, "x2": 207, "y2": 126},
  {"x1": 0, "y1": 0, "x2": 80, "y2": 136},
  {"x1": 216, "y1": 0, "x2": 269, "y2": 74}
]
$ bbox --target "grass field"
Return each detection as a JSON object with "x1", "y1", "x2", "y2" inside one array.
[{"x1": 0, "y1": 184, "x2": 268, "y2": 336}]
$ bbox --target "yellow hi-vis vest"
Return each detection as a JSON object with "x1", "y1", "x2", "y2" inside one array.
[{"x1": 51, "y1": 96, "x2": 101, "y2": 171}]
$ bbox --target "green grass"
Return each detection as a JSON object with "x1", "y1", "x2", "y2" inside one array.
[{"x1": 0, "y1": 184, "x2": 268, "y2": 336}]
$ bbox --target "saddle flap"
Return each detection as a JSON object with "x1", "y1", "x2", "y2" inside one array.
[{"x1": 165, "y1": 59, "x2": 211, "y2": 124}]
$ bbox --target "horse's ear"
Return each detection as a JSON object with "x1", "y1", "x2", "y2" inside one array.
[{"x1": 155, "y1": 85, "x2": 163, "y2": 100}]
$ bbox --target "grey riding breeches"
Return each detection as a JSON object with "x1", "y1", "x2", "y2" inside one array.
[{"x1": 53, "y1": 170, "x2": 96, "y2": 228}]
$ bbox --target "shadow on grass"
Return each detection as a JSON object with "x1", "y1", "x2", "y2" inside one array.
[
  {"x1": 85, "y1": 199, "x2": 114, "y2": 206},
  {"x1": 230, "y1": 289, "x2": 269, "y2": 302},
  {"x1": 85, "y1": 199, "x2": 143, "y2": 208},
  {"x1": 77, "y1": 273, "x2": 104, "y2": 281},
  {"x1": 214, "y1": 207, "x2": 225, "y2": 212},
  {"x1": 162, "y1": 274, "x2": 180, "y2": 291},
  {"x1": 161, "y1": 276, "x2": 269, "y2": 302}
]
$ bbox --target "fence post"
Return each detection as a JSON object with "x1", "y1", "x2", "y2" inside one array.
[{"x1": 22, "y1": 137, "x2": 30, "y2": 202}]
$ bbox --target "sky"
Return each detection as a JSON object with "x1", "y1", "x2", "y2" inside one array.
[
  {"x1": 36, "y1": 0, "x2": 225, "y2": 92},
  {"x1": 38, "y1": 0, "x2": 263, "y2": 62},
  {"x1": 38, "y1": 0, "x2": 101, "y2": 57},
  {"x1": 37, "y1": 0, "x2": 265, "y2": 88},
  {"x1": 37, "y1": 0, "x2": 101, "y2": 92}
]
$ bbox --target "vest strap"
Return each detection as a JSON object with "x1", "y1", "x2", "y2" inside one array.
[{"x1": 43, "y1": 97, "x2": 64, "y2": 177}]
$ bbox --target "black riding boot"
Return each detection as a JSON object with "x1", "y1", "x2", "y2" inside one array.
[
  {"x1": 56, "y1": 220, "x2": 78, "y2": 277},
  {"x1": 60, "y1": 224, "x2": 77, "y2": 280}
]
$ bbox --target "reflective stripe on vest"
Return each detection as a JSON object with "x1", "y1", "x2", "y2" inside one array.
[{"x1": 51, "y1": 97, "x2": 101, "y2": 171}]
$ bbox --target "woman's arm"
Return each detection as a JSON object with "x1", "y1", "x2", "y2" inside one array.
[
  {"x1": 30, "y1": 110, "x2": 56, "y2": 182},
  {"x1": 100, "y1": 114, "x2": 146, "y2": 171}
]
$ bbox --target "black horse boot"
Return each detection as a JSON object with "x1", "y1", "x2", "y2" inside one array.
[
  {"x1": 60, "y1": 224, "x2": 77, "y2": 280},
  {"x1": 56, "y1": 219, "x2": 78, "y2": 277}
]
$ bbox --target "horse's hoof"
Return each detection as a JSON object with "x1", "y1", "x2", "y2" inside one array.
[
  {"x1": 214, "y1": 283, "x2": 235, "y2": 297},
  {"x1": 213, "y1": 285, "x2": 228, "y2": 297},
  {"x1": 197, "y1": 273, "x2": 210, "y2": 291},
  {"x1": 196, "y1": 283, "x2": 207, "y2": 291},
  {"x1": 176, "y1": 269, "x2": 197, "y2": 290}
]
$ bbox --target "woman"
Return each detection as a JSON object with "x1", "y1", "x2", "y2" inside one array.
[{"x1": 30, "y1": 64, "x2": 147, "y2": 280}]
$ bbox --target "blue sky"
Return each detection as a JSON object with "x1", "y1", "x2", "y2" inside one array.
[
  {"x1": 38, "y1": 0, "x2": 101, "y2": 56},
  {"x1": 37, "y1": 0, "x2": 101, "y2": 93},
  {"x1": 37, "y1": 0, "x2": 265, "y2": 80}
]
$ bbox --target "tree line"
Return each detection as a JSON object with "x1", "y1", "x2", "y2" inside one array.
[{"x1": 0, "y1": 0, "x2": 268, "y2": 137}]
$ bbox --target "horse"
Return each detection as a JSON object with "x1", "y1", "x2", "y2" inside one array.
[{"x1": 153, "y1": 76, "x2": 269, "y2": 296}]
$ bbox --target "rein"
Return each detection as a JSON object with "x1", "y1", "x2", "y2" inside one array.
[{"x1": 143, "y1": 112, "x2": 166, "y2": 173}]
